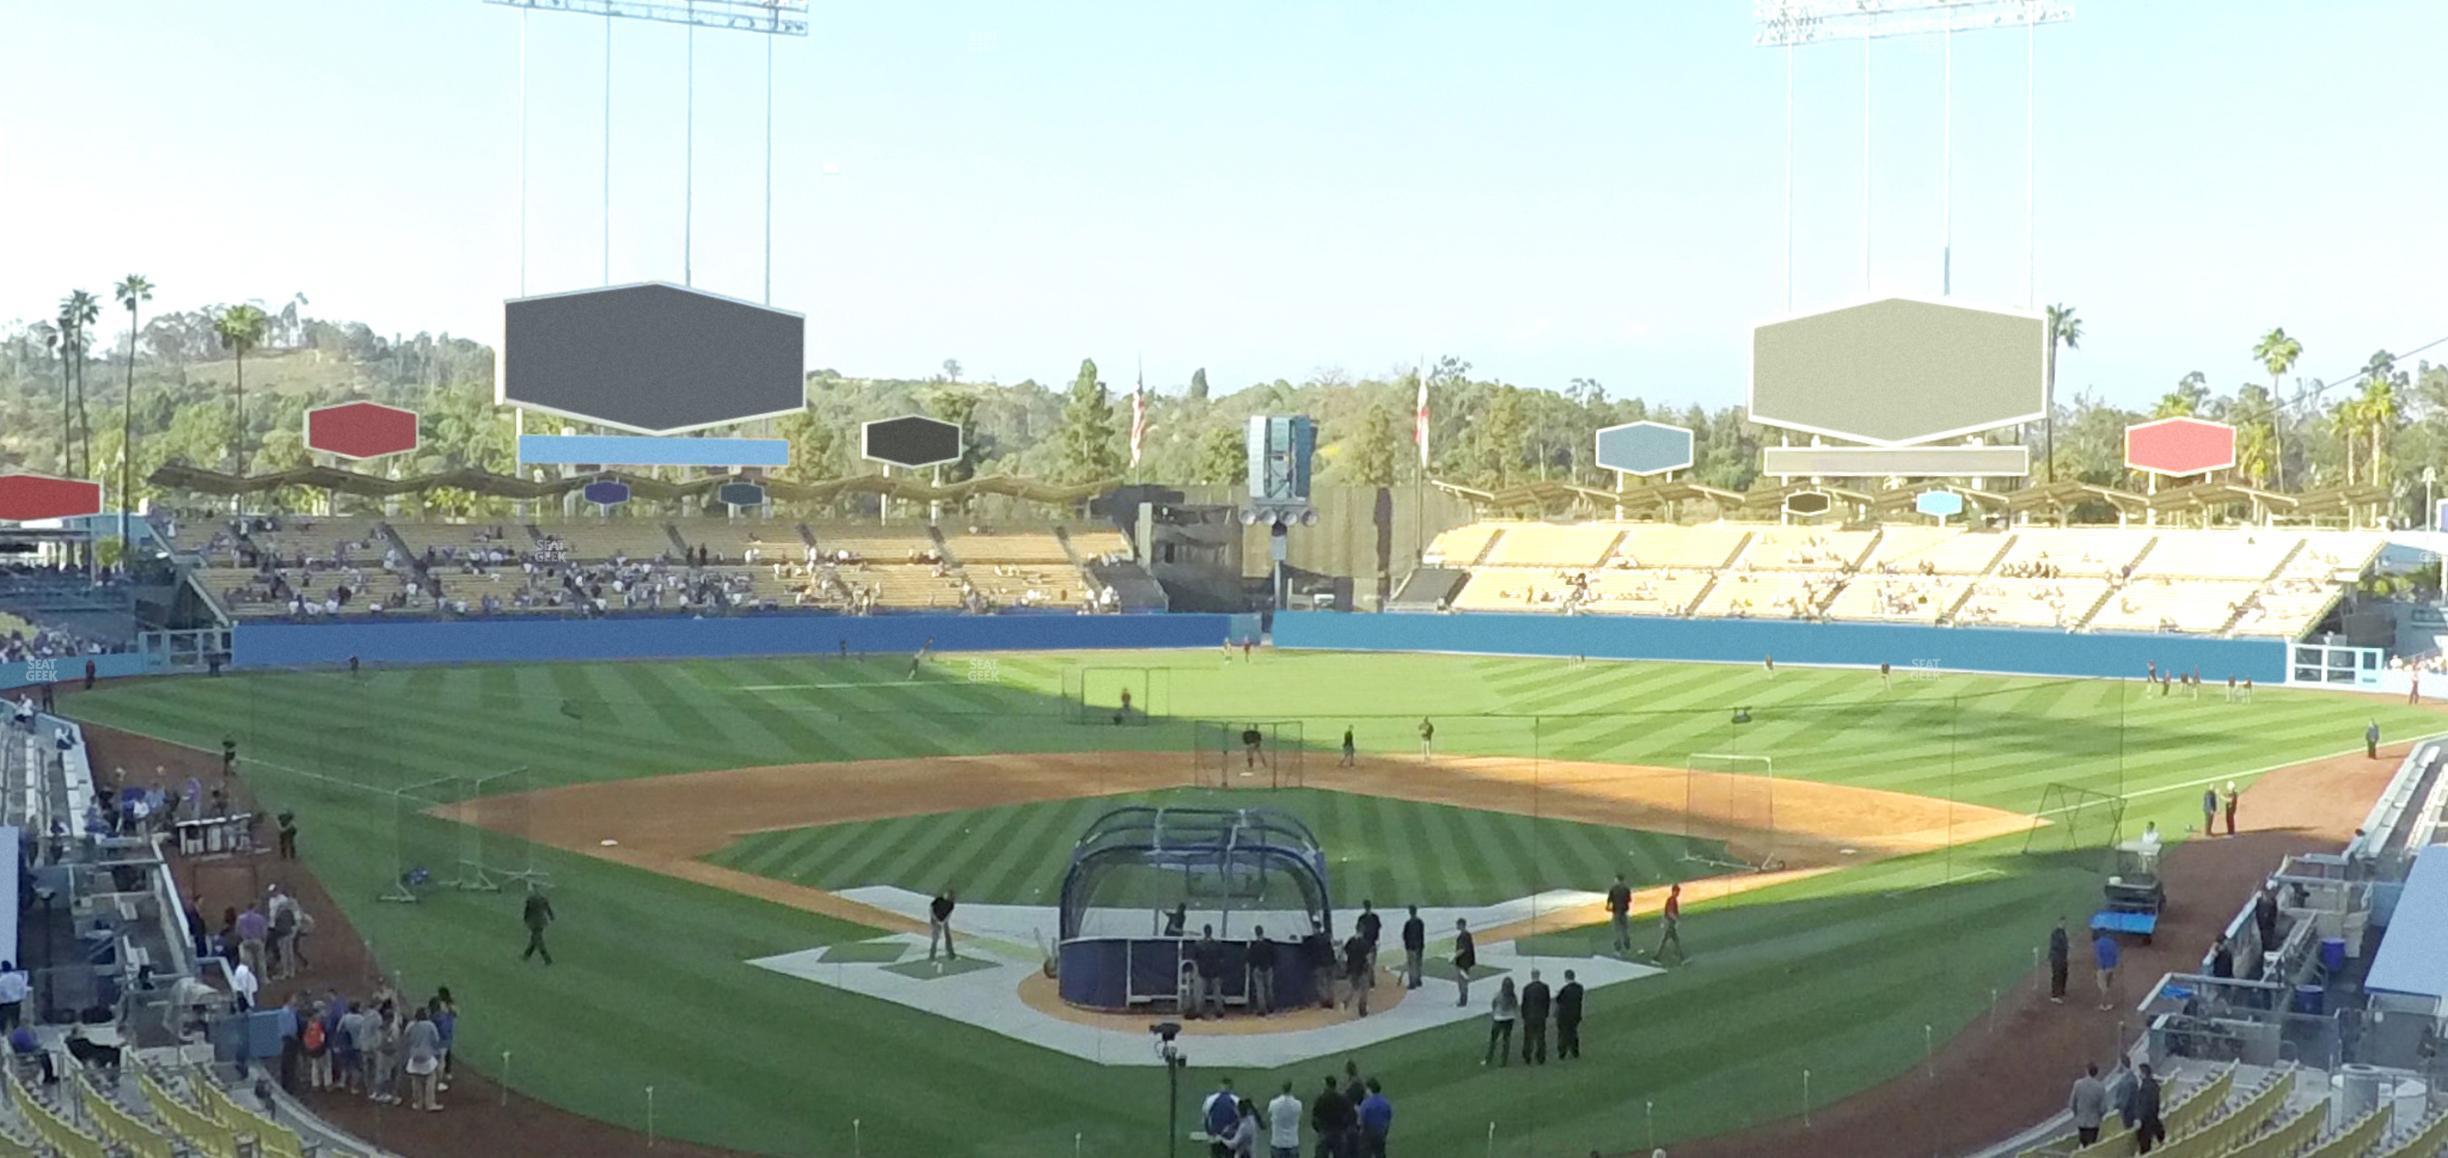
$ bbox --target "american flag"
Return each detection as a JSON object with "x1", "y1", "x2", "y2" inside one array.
[
  {"x1": 1414, "y1": 372, "x2": 1430, "y2": 469},
  {"x1": 1129, "y1": 375, "x2": 1147, "y2": 469}
]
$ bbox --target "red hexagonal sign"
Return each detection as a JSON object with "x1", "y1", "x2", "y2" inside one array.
[
  {"x1": 0, "y1": 474, "x2": 103, "y2": 522},
  {"x1": 304, "y1": 401, "x2": 420, "y2": 461},
  {"x1": 2124, "y1": 416, "x2": 2237, "y2": 477}
]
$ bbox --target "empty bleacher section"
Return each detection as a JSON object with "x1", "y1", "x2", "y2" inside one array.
[{"x1": 1415, "y1": 520, "x2": 2379, "y2": 638}]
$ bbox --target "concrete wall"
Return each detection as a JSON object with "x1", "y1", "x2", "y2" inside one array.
[
  {"x1": 1270, "y1": 611, "x2": 2291, "y2": 682},
  {"x1": 233, "y1": 613, "x2": 1236, "y2": 669},
  {"x1": 0, "y1": 653, "x2": 150, "y2": 693}
]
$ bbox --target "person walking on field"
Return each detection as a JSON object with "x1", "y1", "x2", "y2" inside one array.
[
  {"x1": 2369, "y1": 720, "x2": 2382, "y2": 759},
  {"x1": 519, "y1": 886, "x2": 555, "y2": 965},
  {"x1": 1452, "y1": 919, "x2": 1476, "y2": 1006},
  {"x1": 928, "y1": 888, "x2": 958, "y2": 961},
  {"x1": 1400, "y1": 906, "x2": 1425, "y2": 990},
  {"x1": 2222, "y1": 781, "x2": 2240, "y2": 836},
  {"x1": 2093, "y1": 929, "x2": 2121, "y2": 1011},
  {"x1": 1202, "y1": 1078, "x2": 1240, "y2": 1158},
  {"x1": 2201, "y1": 788, "x2": 2219, "y2": 837},
  {"x1": 1355, "y1": 901, "x2": 1382, "y2": 988},
  {"x1": 1518, "y1": 969, "x2": 1552, "y2": 1065},
  {"x1": 1340, "y1": 727, "x2": 1356, "y2": 768},
  {"x1": 2047, "y1": 916, "x2": 2071, "y2": 1003},
  {"x1": 1652, "y1": 883, "x2": 1685, "y2": 962},
  {"x1": 1483, "y1": 977, "x2": 1519, "y2": 1067},
  {"x1": 1417, "y1": 718, "x2": 1434, "y2": 761},
  {"x1": 1341, "y1": 931, "x2": 1371, "y2": 1018},
  {"x1": 1555, "y1": 970, "x2": 1585, "y2": 1059},
  {"x1": 2067, "y1": 1063, "x2": 2109, "y2": 1146},
  {"x1": 1605, "y1": 873, "x2": 1634, "y2": 955}
]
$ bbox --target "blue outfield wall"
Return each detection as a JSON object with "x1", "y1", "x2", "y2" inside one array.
[
  {"x1": 233, "y1": 613, "x2": 1236, "y2": 669},
  {"x1": 0, "y1": 653, "x2": 150, "y2": 692},
  {"x1": 1270, "y1": 611, "x2": 2292, "y2": 683}
]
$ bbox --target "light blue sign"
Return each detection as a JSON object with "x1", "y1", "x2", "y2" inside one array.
[
  {"x1": 1594, "y1": 421, "x2": 1695, "y2": 477},
  {"x1": 520, "y1": 434, "x2": 788, "y2": 469},
  {"x1": 1914, "y1": 490, "x2": 1966, "y2": 519}
]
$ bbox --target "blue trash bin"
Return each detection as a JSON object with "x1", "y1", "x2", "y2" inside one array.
[
  {"x1": 2293, "y1": 983, "x2": 2325, "y2": 1015},
  {"x1": 2321, "y1": 937, "x2": 2348, "y2": 973}
]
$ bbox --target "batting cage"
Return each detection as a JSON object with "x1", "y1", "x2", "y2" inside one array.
[
  {"x1": 1192, "y1": 720, "x2": 1306, "y2": 788},
  {"x1": 1683, "y1": 753, "x2": 1777, "y2": 870},
  {"x1": 379, "y1": 767, "x2": 535, "y2": 902},
  {"x1": 1062, "y1": 666, "x2": 1171, "y2": 725},
  {"x1": 2024, "y1": 782, "x2": 2127, "y2": 854},
  {"x1": 1054, "y1": 805, "x2": 1332, "y2": 1012}
]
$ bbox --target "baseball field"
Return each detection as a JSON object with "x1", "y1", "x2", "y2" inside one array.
[{"x1": 60, "y1": 650, "x2": 2440, "y2": 1156}]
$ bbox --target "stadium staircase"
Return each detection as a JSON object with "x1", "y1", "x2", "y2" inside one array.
[
  {"x1": 1941, "y1": 533, "x2": 2020, "y2": 625},
  {"x1": 664, "y1": 522, "x2": 692, "y2": 558},
  {"x1": 2216, "y1": 539, "x2": 2311, "y2": 637},
  {"x1": 1596, "y1": 528, "x2": 1630, "y2": 567},
  {"x1": 2071, "y1": 584, "x2": 2120, "y2": 633},
  {"x1": 1846, "y1": 528, "x2": 1886, "y2": 571},
  {"x1": 794, "y1": 522, "x2": 819, "y2": 551},
  {"x1": 1680, "y1": 530, "x2": 1756, "y2": 617},
  {"x1": 1468, "y1": 529, "x2": 1505, "y2": 567}
]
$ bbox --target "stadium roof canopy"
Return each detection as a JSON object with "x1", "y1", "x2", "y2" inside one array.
[{"x1": 147, "y1": 463, "x2": 1117, "y2": 507}]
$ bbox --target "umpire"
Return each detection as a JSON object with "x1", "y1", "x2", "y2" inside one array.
[{"x1": 520, "y1": 885, "x2": 555, "y2": 965}]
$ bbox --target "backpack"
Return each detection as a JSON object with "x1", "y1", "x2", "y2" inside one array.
[{"x1": 302, "y1": 1020, "x2": 325, "y2": 1053}]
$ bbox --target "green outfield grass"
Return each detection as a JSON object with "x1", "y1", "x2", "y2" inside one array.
[
  {"x1": 704, "y1": 786, "x2": 1730, "y2": 907},
  {"x1": 62, "y1": 651, "x2": 2440, "y2": 1158}
]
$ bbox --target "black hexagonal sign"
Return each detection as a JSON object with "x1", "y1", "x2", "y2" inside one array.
[
  {"x1": 1750, "y1": 297, "x2": 2046, "y2": 447},
  {"x1": 861, "y1": 415, "x2": 962, "y2": 470},
  {"x1": 500, "y1": 282, "x2": 805, "y2": 434}
]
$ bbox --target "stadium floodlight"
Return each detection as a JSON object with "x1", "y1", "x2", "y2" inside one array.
[
  {"x1": 481, "y1": 0, "x2": 808, "y2": 36},
  {"x1": 1752, "y1": 0, "x2": 2069, "y2": 46},
  {"x1": 1753, "y1": 0, "x2": 2071, "y2": 310}
]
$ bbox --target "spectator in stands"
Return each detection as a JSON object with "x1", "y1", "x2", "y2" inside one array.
[
  {"x1": 1266, "y1": 1081, "x2": 1301, "y2": 1158},
  {"x1": 402, "y1": 1007, "x2": 443, "y2": 1112},
  {"x1": 236, "y1": 901, "x2": 269, "y2": 978},
  {"x1": 1400, "y1": 906, "x2": 1425, "y2": 990},
  {"x1": 2133, "y1": 1064, "x2": 2166, "y2": 1152},
  {"x1": 2046, "y1": 917, "x2": 2070, "y2": 1004},
  {"x1": 1518, "y1": 969, "x2": 1551, "y2": 1065},
  {"x1": 9, "y1": 1024, "x2": 53, "y2": 1084},
  {"x1": 1482, "y1": 977, "x2": 1518, "y2": 1067},
  {"x1": 0, "y1": 962, "x2": 24, "y2": 1030},
  {"x1": 1452, "y1": 919, "x2": 1476, "y2": 1006},
  {"x1": 2092, "y1": 930, "x2": 2120, "y2": 1012},
  {"x1": 230, "y1": 958, "x2": 260, "y2": 1012},
  {"x1": 2067, "y1": 1063, "x2": 2108, "y2": 1146}
]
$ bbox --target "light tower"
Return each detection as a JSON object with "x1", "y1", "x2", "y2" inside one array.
[{"x1": 1753, "y1": 0, "x2": 2072, "y2": 308}]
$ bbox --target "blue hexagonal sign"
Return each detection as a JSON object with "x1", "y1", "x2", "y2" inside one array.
[
  {"x1": 1594, "y1": 421, "x2": 1695, "y2": 477},
  {"x1": 581, "y1": 480, "x2": 631, "y2": 508},
  {"x1": 1913, "y1": 490, "x2": 1966, "y2": 519}
]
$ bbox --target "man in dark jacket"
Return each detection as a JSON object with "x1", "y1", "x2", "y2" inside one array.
[
  {"x1": 520, "y1": 885, "x2": 555, "y2": 965},
  {"x1": 2209, "y1": 935, "x2": 2235, "y2": 979},
  {"x1": 1248, "y1": 926, "x2": 1276, "y2": 1015},
  {"x1": 1605, "y1": 873, "x2": 1634, "y2": 955},
  {"x1": 1518, "y1": 969, "x2": 1553, "y2": 1064},
  {"x1": 1354, "y1": 902, "x2": 1382, "y2": 989},
  {"x1": 1452, "y1": 919, "x2": 1476, "y2": 1006},
  {"x1": 1342, "y1": 933, "x2": 1372, "y2": 1017},
  {"x1": 2134, "y1": 1064, "x2": 2166, "y2": 1153},
  {"x1": 1194, "y1": 928, "x2": 1228, "y2": 1019},
  {"x1": 1400, "y1": 906, "x2": 1426, "y2": 989},
  {"x1": 2255, "y1": 886, "x2": 2280, "y2": 951},
  {"x1": 2047, "y1": 916, "x2": 2070, "y2": 1003},
  {"x1": 1311, "y1": 1077, "x2": 1354, "y2": 1158},
  {"x1": 1555, "y1": 969, "x2": 1585, "y2": 1059},
  {"x1": 1305, "y1": 925, "x2": 1336, "y2": 1010}
]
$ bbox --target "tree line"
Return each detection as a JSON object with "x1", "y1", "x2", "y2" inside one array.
[{"x1": 3, "y1": 291, "x2": 2444, "y2": 522}]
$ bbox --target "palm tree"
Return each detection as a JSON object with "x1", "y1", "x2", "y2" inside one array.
[
  {"x1": 2362, "y1": 351, "x2": 2400, "y2": 489},
  {"x1": 2044, "y1": 304, "x2": 2083, "y2": 482},
  {"x1": 114, "y1": 275, "x2": 154, "y2": 557},
  {"x1": 2252, "y1": 328, "x2": 2302, "y2": 490},
  {"x1": 30, "y1": 321, "x2": 61, "y2": 467},
  {"x1": 214, "y1": 304, "x2": 270, "y2": 477},
  {"x1": 53, "y1": 300, "x2": 79, "y2": 475}
]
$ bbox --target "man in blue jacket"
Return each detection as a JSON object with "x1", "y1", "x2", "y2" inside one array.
[
  {"x1": 1203, "y1": 1078, "x2": 1240, "y2": 1158},
  {"x1": 1358, "y1": 1079, "x2": 1392, "y2": 1158}
]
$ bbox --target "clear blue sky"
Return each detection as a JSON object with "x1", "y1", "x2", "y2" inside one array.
[{"x1": 4, "y1": 1, "x2": 2442, "y2": 409}]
